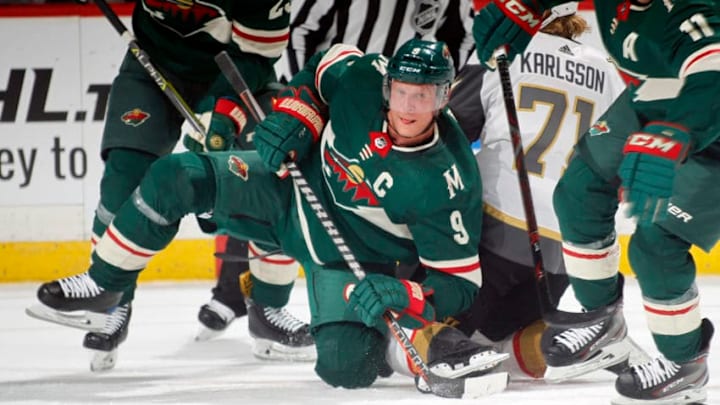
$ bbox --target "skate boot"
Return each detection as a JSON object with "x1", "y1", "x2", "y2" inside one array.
[
  {"x1": 195, "y1": 298, "x2": 246, "y2": 341},
  {"x1": 246, "y1": 298, "x2": 316, "y2": 362},
  {"x1": 83, "y1": 303, "x2": 132, "y2": 372},
  {"x1": 37, "y1": 271, "x2": 122, "y2": 312},
  {"x1": 415, "y1": 325, "x2": 510, "y2": 396},
  {"x1": 612, "y1": 318, "x2": 713, "y2": 405},
  {"x1": 542, "y1": 299, "x2": 635, "y2": 383}
]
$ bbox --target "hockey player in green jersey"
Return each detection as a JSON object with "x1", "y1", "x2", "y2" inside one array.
[
  {"x1": 33, "y1": 38, "x2": 509, "y2": 396},
  {"x1": 26, "y1": 0, "x2": 314, "y2": 371},
  {"x1": 471, "y1": 0, "x2": 717, "y2": 403}
]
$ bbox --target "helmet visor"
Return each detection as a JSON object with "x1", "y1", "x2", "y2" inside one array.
[{"x1": 386, "y1": 79, "x2": 446, "y2": 113}]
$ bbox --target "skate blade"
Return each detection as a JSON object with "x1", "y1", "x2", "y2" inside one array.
[
  {"x1": 89, "y1": 348, "x2": 118, "y2": 372},
  {"x1": 26, "y1": 304, "x2": 107, "y2": 332},
  {"x1": 544, "y1": 339, "x2": 631, "y2": 383},
  {"x1": 251, "y1": 338, "x2": 317, "y2": 362},
  {"x1": 611, "y1": 387, "x2": 707, "y2": 405},
  {"x1": 461, "y1": 372, "x2": 509, "y2": 399},
  {"x1": 194, "y1": 326, "x2": 226, "y2": 342},
  {"x1": 430, "y1": 351, "x2": 510, "y2": 380},
  {"x1": 417, "y1": 370, "x2": 509, "y2": 399}
]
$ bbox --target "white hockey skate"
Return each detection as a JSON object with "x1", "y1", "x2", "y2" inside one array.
[{"x1": 414, "y1": 326, "x2": 510, "y2": 398}]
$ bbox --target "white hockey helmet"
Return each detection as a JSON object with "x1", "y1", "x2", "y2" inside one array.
[{"x1": 540, "y1": 2, "x2": 579, "y2": 29}]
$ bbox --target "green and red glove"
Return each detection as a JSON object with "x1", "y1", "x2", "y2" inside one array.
[
  {"x1": 182, "y1": 97, "x2": 247, "y2": 152},
  {"x1": 253, "y1": 85, "x2": 326, "y2": 175},
  {"x1": 348, "y1": 273, "x2": 435, "y2": 329},
  {"x1": 473, "y1": 0, "x2": 546, "y2": 69},
  {"x1": 618, "y1": 122, "x2": 691, "y2": 226}
]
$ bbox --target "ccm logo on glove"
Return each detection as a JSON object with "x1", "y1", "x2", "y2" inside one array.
[
  {"x1": 495, "y1": 0, "x2": 542, "y2": 34},
  {"x1": 624, "y1": 133, "x2": 687, "y2": 160}
]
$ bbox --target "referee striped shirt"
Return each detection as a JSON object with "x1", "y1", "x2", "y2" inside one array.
[{"x1": 276, "y1": 0, "x2": 475, "y2": 80}]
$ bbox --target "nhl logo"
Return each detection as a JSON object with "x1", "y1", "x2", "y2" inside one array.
[
  {"x1": 411, "y1": 0, "x2": 441, "y2": 35},
  {"x1": 374, "y1": 137, "x2": 387, "y2": 150}
]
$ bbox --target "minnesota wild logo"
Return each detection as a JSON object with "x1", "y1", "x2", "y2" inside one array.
[
  {"x1": 589, "y1": 120, "x2": 610, "y2": 136},
  {"x1": 121, "y1": 108, "x2": 150, "y2": 127},
  {"x1": 228, "y1": 155, "x2": 249, "y2": 180}
]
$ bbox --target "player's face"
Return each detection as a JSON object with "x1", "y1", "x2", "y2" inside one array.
[
  {"x1": 386, "y1": 81, "x2": 439, "y2": 146},
  {"x1": 387, "y1": 80, "x2": 439, "y2": 114}
]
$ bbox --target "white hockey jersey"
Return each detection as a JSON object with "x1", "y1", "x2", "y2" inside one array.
[{"x1": 452, "y1": 32, "x2": 626, "y2": 272}]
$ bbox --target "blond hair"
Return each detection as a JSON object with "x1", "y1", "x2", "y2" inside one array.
[{"x1": 541, "y1": 14, "x2": 589, "y2": 40}]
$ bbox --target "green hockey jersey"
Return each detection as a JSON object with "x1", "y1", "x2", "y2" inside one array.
[
  {"x1": 570, "y1": 0, "x2": 720, "y2": 151},
  {"x1": 289, "y1": 45, "x2": 484, "y2": 287},
  {"x1": 132, "y1": 0, "x2": 290, "y2": 91}
]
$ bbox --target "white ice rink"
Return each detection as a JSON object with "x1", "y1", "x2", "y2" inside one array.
[{"x1": 1, "y1": 277, "x2": 718, "y2": 405}]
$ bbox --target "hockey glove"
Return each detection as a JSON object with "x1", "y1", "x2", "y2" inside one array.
[
  {"x1": 618, "y1": 122, "x2": 691, "y2": 226},
  {"x1": 348, "y1": 273, "x2": 435, "y2": 330},
  {"x1": 182, "y1": 97, "x2": 248, "y2": 152},
  {"x1": 473, "y1": 0, "x2": 545, "y2": 70},
  {"x1": 253, "y1": 85, "x2": 326, "y2": 174}
]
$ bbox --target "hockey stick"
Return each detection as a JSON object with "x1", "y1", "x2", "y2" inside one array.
[
  {"x1": 494, "y1": 48, "x2": 616, "y2": 327},
  {"x1": 93, "y1": 0, "x2": 228, "y2": 150},
  {"x1": 214, "y1": 50, "x2": 508, "y2": 398}
]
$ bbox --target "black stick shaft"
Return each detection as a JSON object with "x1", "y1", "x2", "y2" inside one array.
[
  {"x1": 93, "y1": 0, "x2": 205, "y2": 135},
  {"x1": 495, "y1": 49, "x2": 555, "y2": 314}
]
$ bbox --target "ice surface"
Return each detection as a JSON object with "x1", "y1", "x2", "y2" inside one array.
[{"x1": 1, "y1": 277, "x2": 718, "y2": 404}]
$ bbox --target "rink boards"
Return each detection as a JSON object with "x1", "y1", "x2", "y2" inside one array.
[{"x1": 1, "y1": 4, "x2": 719, "y2": 281}]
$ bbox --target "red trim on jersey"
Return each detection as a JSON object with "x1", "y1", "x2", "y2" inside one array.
[
  {"x1": 0, "y1": 3, "x2": 134, "y2": 17},
  {"x1": 105, "y1": 227, "x2": 153, "y2": 258},
  {"x1": 562, "y1": 247, "x2": 609, "y2": 260},
  {"x1": 644, "y1": 302, "x2": 698, "y2": 316},
  {"x1": 248, "y1": 242, "x2": 295, "y2": 265},
  {"x1": 428, "y1": 261, "x2": 482, "y2": 274},
  {"x1": 315, "y1": 49, "x2": 363, "y2": 90},
  {"x1": 684, "y1": 48, "x2": 720, "y2": 72},
  {"x1": 231, "y1": 26, "x2": 289, "y2": 44}
]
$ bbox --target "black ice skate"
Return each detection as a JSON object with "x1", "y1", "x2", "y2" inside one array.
[
  {"x1": 246, "y1": 298, "x2": 316, "y2": 362},
  {"x1": 415, "y1": 326, "x2": 510, "y2": 396},
  {"x1": 542, "y1": 299, "x2": 635, "y2": 383},
  {"x1": 83, "y1": 303, "x2": 132, "y2": 372},
  {"x1": 195, "y1": 298, "x2": 245, "y2": 341},
  {"x1": 37, "y1": 272, "x2": 122, "y2": 312},
  {"x1": 612, "y1": 318, "x2": 713, "y2": 405}
]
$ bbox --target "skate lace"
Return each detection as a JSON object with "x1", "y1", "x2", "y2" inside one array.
[
  {"x1": 631, "y1": 357, "x2": 681, "y2": 390},
  {"x1": 58, "y1": 272, "x2": 103, "y2": 298},
  {"x1": 102, "y1": 304, "x2": 130, "y2": 334},
  {"x1": 263, "y1": 306, "x2": 306, "y2": 333},
  {"x1": 553, "y1": 321, "x2": 605, "y2": 353}
]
